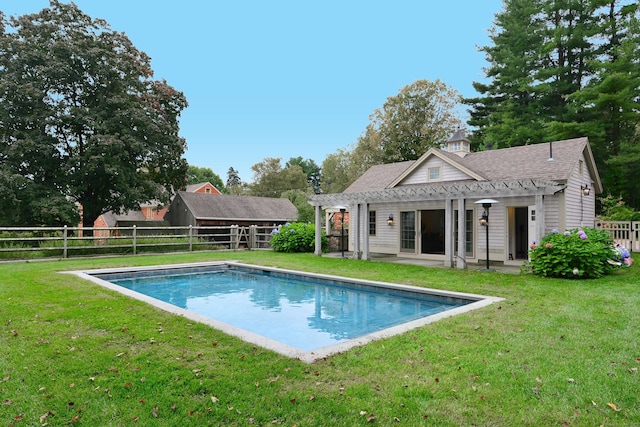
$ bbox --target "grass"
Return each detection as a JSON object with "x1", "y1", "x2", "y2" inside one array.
[{"x1": 1, "y1": 251, "x2": 639, "y2": 426}]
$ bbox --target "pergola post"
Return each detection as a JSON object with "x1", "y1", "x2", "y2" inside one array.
[
  {"x1": 456, "y1": 198, "x2": 467, "y2": 269},
  {"x1": 314, "y1": 205, "x2": 323, "y2": 256}
]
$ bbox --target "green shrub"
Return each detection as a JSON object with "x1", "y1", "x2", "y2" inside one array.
[
  {"x1": 269, "y1": 222, "x2": 328, "y2": 253},
  {"x1": 526, "y1": 227, "x2": 617, "y2": 279}
]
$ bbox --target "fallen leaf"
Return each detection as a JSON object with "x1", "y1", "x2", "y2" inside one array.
[
  {"x1": 607, "y1": 403, "x2": 621, "y2": 412},
  {"x1": 152, "y1": 404, "x2": 159, "y2": 418},
  {"x1": 39, "y1": 411, "x2": 53, "y2": 422},
  {"x1": 211, "y1": 396, "x2": 219, "y2": 403},
  {"x1": 567, "y1": 378, "x2": 575, "y2": 383},
  {"x1": 366, "y1": 414, "x2": 376, "y2": 422}
]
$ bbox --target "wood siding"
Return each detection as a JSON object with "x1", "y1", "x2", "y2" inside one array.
[{"x1": 399, "y1": 157, "x2": 472, "y2": 185}]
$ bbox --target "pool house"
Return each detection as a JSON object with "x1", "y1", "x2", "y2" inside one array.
[{"x1": 310, "y1": 131, "x2": 602, "y2": 269}]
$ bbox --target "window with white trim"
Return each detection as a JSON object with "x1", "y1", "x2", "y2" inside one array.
[{"x1": 427, "y1": 165, "x2": 442, "y2": 182}]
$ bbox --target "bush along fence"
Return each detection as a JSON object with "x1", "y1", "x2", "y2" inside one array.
[
  {"x1": 595, "y1": 220, "x2": 640, "y2": 252},
  {"x1": 0, "y1": 225, "x2": 275, "y2": 260}
]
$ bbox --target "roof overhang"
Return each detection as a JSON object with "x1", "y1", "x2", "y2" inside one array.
[{"x1": 310, "y1": 179, "x2": 566, "y2": 207}]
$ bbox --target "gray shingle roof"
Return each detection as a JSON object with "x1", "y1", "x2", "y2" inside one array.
[
  {"x1": 177, "y1": 192, "x2": 298, "y2": 221},
  {"x1": 344, "y1": 161, "x2": 414, "y2": 193},
  {"x1": 458, "y1": 137, "x2": 588, "y2": 182},
  {"x1": 101, "y1": 210, "x2": 147, "y2": 227},
  {"x1": 346, "y1": 137, "x2": 594, "y2": 192}
]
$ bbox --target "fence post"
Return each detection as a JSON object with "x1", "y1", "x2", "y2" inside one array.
[
  {"x1": 189, "y1": 225, "x2": 193, "y2": 251},
  {"x1": 246, "y1": 225, "x2": 251, "y2": 249},
  {"x1": 231, "y1": 225, "x2": 238, "y2": 250},
  {"x1": 63, "y1": 225, "x2": 68, "y2": 258},
  {"x1": 133, "y1": 225, "x2": 137, "y2": 255}
]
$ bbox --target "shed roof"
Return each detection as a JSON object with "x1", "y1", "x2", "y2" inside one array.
[
  {"x1": 176, "y1": 192, "x2": 298, "y2": 221},
  {"x1": 100, "y1": 210, "x2": 147, "y2": 227}
]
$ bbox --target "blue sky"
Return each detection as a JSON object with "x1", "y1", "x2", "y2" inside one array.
[{"x1": 3, "y1": 1, "x2": 503, "y2": 183}]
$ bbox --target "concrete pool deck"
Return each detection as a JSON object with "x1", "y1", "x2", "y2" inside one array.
[{"x1": 325, "y1": 252, "x2": 524, "y2": 274}]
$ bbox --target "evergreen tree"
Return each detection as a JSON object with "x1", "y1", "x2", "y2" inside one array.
[{"x1": 466, "y1": 0, "x2": 640, "y2": 208}]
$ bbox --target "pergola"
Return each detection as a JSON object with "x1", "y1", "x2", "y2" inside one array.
[{"x1": 309, "y1": 178, "x2": 566, "y2": 268}]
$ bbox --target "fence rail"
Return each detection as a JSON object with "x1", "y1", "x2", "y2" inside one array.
[
  {"x1": 595, "y1": 220, "x2": 640, "y2": 252},
  {"x1": 0, "y1": 225, "x2": 276, "y2": 260}
]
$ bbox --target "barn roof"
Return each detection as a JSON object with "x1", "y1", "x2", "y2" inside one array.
[{"x1": 175, "y1": 192, "x2": 298, "y2": 221}]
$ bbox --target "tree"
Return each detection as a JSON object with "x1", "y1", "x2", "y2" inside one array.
[
  {"x1": 366, "y1": 79, "x2": 463, "y2": 162},
  {"x1": 249, "y1": 157, "x2": 308, "y2": 197},
  {"x1": 0, "y1": 2, "x2": 188, "y2": 227},
  {"x1": 226, "y1": 167, "x2": 243, "y2": 195},
  {"x1": 320, "y1": 148, "x2": 357, "y2": 194},
  {"x1": 319, "y1": 79, "x2": 463, "y2": 193},
  {"x1": 465, "y1": 0, "x2": 640, "y2": 207},
  {"x1": 187, "y1": 165, "x2": 225, "y2": 192},
  {"x1": 286, "y1": 156, "x2": 322, "y2": 194}
]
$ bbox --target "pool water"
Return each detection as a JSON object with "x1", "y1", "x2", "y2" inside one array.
[
  {"x1": 74, "y1": 262, "x2": 501, "y2": 362},
  {"x1": 99, "y1": 266, "x2": 468, "y2": 352}
]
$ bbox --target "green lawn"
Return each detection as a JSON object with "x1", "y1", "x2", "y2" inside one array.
[{"x1": 1, "y1": 251, "x2": 638, "y2": 426}]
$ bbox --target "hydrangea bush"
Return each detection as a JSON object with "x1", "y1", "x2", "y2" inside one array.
[
  {"x1": 526, "y1": 227, "x2": 616, "y2": 279},
  {"x1": 269, "y1": 222, "x2": 328, "y2": 253}
]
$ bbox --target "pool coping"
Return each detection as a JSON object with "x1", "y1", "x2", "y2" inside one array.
[{"x1": 67, "y1": 261, "x2": 504, "y2": 363}]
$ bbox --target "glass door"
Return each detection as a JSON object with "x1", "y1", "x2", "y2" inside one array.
[{"x1": 400, "y1": 211, "x2": 416, "y2": 252}]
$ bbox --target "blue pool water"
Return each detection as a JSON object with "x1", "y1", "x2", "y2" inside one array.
[{"x1": 95, "y1": 264, "x2": 471, "y2": 353}]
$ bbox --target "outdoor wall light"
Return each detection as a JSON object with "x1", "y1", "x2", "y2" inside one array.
[
  {"x1": 581, "y1": 184, "x2": 590, "y2": 196},
  {"x1": 387, "y1": 214, "x2": 394, "y2": 225},
  {"x1": 479, "y1": 211, "x2": 488, "y2": 226}
]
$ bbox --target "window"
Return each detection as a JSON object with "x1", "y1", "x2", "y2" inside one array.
[
  {"x1": 427, "y1": 166, "x2": 442, "y2": 182},
  {"x1": 579, "y1": 160, "x2": 584, "y2": 177},
  {"x1": 369, "y1": 211, "x2": 376, "y2": 236},
  {"x1": 450, "y1": 142, "x2": 461, "y2": 151},
  {"x1": 205, "y1": 188, "x2": 211, "y2": 194}
]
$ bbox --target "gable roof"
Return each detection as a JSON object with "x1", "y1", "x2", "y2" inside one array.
[
  {"x1": 389, "y1": 148, "x2": 486, "y2": 187},
  {"x1": 343, "y1": 161, "x2": 413, "y2": 193},
  {"x1": 175, "y1": 192, "x2": 298, "y2": 221},
  {"x1": 185, "y1": 182, "x2": 221, "y2": 193},
  {"x1": 346, "y1": 137, "x2": 602, "y2": 194}
]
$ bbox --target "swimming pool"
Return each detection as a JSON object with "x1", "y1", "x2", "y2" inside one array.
[{"x1": 71, "y1": 262, "x2": 503, "y2": 362}]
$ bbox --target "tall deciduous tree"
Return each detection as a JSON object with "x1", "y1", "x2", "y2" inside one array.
[
  {"x1": 187, "y1": 165, "x2": 226, "y2": 192},
  {"x1": 367, "y1": 79, "x2": 463, "y2": 162},
  {"x1": 0, "y1": 2, "x2": 188, "y2": 227},
  {"x1": 320, "y1": 79, "x2": 463, "y2": 193},
  {"x1": 249, "y1": 157, "x2": 308, "y2": 197}
]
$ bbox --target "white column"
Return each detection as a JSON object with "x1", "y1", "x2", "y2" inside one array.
[
  {"x1": 444, "y1": 198, "x2": 453, "y2": 268},
  {"x1": 535, "y1": 194, "x2": 545, "y2": 245},
  {"x1": 457, "y1": 198, "x2": 467, "y2": 269},
  {"x1": 314, "y1": 205, "x2": 323, "y2": 256},
  {"x1": 362, "y1": 203, "x2": 370, "y2": 260}
]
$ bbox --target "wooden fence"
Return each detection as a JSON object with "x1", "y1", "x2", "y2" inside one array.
[
  {"x1": 0, "y1": 225, "x2": 277, "y2": 260},
  {"x1": 595, "y1": 220, "x2": 640, "y2": 252}
]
